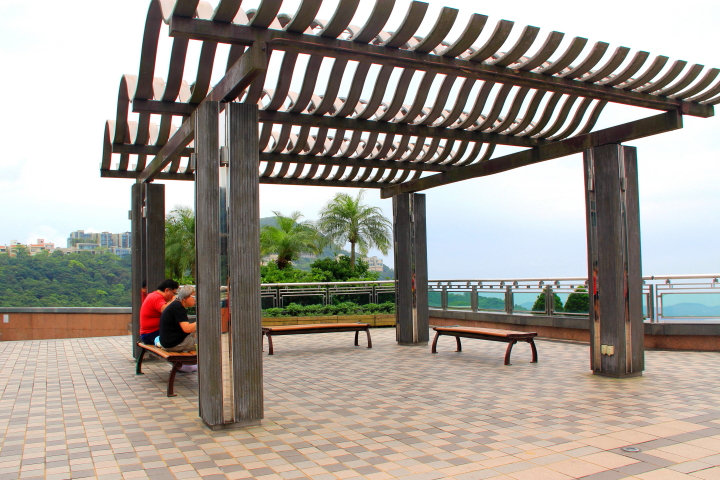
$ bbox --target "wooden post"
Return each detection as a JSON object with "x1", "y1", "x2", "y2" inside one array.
[
  {"x1": 144, "y1": 183, "x2": 165, "y2": 292},
  {"x1": 226, "y1": 103, "x2": 263, "y2": 425},
  {"x1": 130, "y1": 184, "x2": 143, "y2": 358},
  {"x1": 584, "y1": 144, "x2": 644, "y2": 378},
  {"x1": 195, "y1": 101, "x2": 224, "y2": 427},
  {"x1": 393, "y1": 193, "x2": 429, "y2": 345}
]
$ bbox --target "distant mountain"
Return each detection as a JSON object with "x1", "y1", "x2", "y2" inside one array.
[{"x1": 662, "y1": 303, "x2": 720, "y2": 317}]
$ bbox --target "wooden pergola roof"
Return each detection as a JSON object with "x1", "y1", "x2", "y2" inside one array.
[{"x1": 101, "y1": 0, "x2": 718, "y2": 197}]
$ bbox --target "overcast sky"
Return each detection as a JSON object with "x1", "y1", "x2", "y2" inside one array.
[{"x1": 1, "y1": 0, "x2": 718, "y2": 279}]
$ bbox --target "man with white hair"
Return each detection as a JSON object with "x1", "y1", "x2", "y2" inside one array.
[{"x1": 159, "y1": 285, "x2": 197, "y2": 353}]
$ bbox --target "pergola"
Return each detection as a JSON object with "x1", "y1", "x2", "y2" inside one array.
[{"x1": 101, "y1": 0, "x2": 719, "y2": 429}]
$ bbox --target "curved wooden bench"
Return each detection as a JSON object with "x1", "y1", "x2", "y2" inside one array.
[
  {"x1": 262, "y1": 323, "x2": 372, "y2": 355},
  {"x1": 432, "y1": 326, "x2": 538, "y2": 365},
  {"x1": 136, "y1": 343, "x2": 197, "y2": 397}
]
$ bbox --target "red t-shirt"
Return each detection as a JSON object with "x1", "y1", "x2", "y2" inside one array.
[{"x1": 140, "y1": 291, "x2": 167, "y2": 334}]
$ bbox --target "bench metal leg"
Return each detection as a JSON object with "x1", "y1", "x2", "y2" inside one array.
[
  {"x1": 528, "y1": 338, "x2": 538, "y2": 363},
  {"x1": 431, "y1": 331, "x2": 441, "y2": 353},
  {"x1": 455, "y1": 336, "x2": 462, "y2": 352},
  {"x1": 136, "y1": 347, "x2": 146, "y2": 375},
  {"x1": 354, "y1": 330, "x2": 359, "y2": 346},
  {"x1": 365, "y1": 328, "x2": 372, "y2": 348},
  {"x1": 266, "y1": 333, "x2": 274, "y2": 355},
  {"x1": 504, "y1": 340, "x2": 517, "y2": 365},
  {"x1": 167, "y1": 362, "x2": 181, "y2": 397}
]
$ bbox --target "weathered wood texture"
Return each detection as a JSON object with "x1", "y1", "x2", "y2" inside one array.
[
  {"x1": 583, "y1": 144, "x2": 644, "y2": 377},
  {"x1": 130, "y1": 184, "x2": 143, "y2": 359},
  {"x1": 393, "y1": 193, "x2": 429, "y2": 345},
  {"x1": 226, "y1": 103, "x2": 263, "y2": 424},
  {"x1": 194, "y1": 101, "x2": 224, "y2": 426},
  {"x1": 144, "y1": 183, "x2": 165, "y2": 295},
  {"x1": 381, "y1": 111, "x2": 682, "y2": 198}
]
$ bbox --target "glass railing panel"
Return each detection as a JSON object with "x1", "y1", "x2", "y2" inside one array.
[
  {"x1": 447, "y1": 291, "x2": 472, "y2": 310},
  {"x1": 281, "y1": 294, "x2": 325, "y2": 308},
  {"x1": 559, "y1": 289, "x2": 590, "y2": 315},
  {"x1": 476, "y1": 291, "x2": 505, "y2": 311},
  {"x1": 330, "y1": 292, "x2": 371, "y2": 305},
  {"x1": 660, "y1": 293, "x2": 720, "y2": 318},
  {"x1": 428, "y1": 290, "x2": 442, "y2": 308},
  {"x1": 377, "y1": 291, "x2": 396, "y2": 304},
  {"x1": 511, "y1": 291, "x2": 545, "y2": 314}
]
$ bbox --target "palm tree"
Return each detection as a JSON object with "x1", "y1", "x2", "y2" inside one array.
[
  {"x1": 260, "y1": 211, "x2": 322, "y2": 270},
  {"x1": 318, "y1": 190, "x2": 392, "y2": 271},
  {"x1": 165, "y1": 205, "x2": 195, "y2": 281}
]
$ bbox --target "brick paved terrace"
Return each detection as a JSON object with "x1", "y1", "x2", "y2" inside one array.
[{"x1": 1, "y1": 329, "x2": 720, "y2": 480}]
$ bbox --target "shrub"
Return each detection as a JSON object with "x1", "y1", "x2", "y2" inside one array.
[
  {"x1": 262, "y1": 301, "x2": 395, "y2": 317},
  {"x1": 564, "y1": 286, "x2": 590, "y2": 313},
  {"x1": 531, "y1": 292, "x2": 564, "y2": 313}
]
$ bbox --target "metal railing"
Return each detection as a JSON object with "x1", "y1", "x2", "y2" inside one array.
[
  {"x1": 259, "y1": 280, "x2": 396, "y2": 309},
  {"x1": 195, "y1": 274, "x2": 719, "y2": 322},
  {"x1": 428, "y1": 274, "x2": 720, "y2": 322}
]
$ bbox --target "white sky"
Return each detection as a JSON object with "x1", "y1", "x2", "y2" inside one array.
[{"x1": 0, "y1": 0, "x2": 718, "y2": 279}]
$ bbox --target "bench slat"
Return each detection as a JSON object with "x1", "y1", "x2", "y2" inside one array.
[{"x1": 434, "y1": 326, "x2": 537, "y2": 339}]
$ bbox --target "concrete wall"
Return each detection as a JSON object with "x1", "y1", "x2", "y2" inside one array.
[
  {"x1": 0, "y1": 308, "x2": 131, "y2": 341},
  {"x1": 430, "y1": 309, "x2": 720, "y2": 351}
]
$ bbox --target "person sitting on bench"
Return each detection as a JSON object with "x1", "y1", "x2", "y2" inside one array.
[
  {"x1": 159, "y1": 285, "x2": 197, "y2": 352},
  {"x1": 139, "y1": 279, "x2": 179, "y2": 345}
]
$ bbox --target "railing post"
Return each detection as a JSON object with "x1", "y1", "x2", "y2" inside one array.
[
  {"x1": 441, "y1": 286, "x2": 448, "y2": 310},
  {"x1": 546, "y1": 286, "x2": 554, "y2": 316},
  {"x1": 505, "y1": 286, "x2": 513, "y2": 314},
  {"x1": 648, "y1": 284, "x2": 656, "y2": 322},
  {"x1": 471, "y1": 285, "x2": 478, "y2": 312}
]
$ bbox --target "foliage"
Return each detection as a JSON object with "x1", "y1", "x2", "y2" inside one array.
[
  {"x1": 165, "y1": 205, "x2": 195, "y2": 283},
  {"x1": 564, "y1": 286, "x2": 590, "y2": 313},
  {"x1": 307, "y1": 256, "x2": 379, "y2": 282},
  {"x1": 262, "y1": 301, "x2": 395, "y2": 317},
  {"x1": 531, "y1": 291, "x2": 565, "y2": 313},
  {"x1": 260, "y1": 211, "x2": 323, "y2": 270},
  {"x1": 0, "y1": 251, "x2": 131, "y2": 307},
  {"x1": 260, "y1": 256, "x2": 380, "y2": 283},
  {"x1": 318, "y1": 189, "x2": 391, "y2": 271}
]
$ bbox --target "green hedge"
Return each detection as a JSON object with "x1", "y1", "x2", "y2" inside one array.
[{"x1": 263, "y1": 301, "x2": 396, "y2": 317}]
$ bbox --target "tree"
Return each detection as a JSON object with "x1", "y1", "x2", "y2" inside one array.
[
  {"x1": 260, "y1": 211, "x2": 322, "y2": 270},
  {"x1": 318, "y1": 189, "x2": 391, "y2": 271},
  {"x1": 531, "y1": 291, "x2": 565, "y2": 313},
  {"x1": 165, "y1": 205, "x2": 196, "y2": 282},
  {"x1": 564, "y1": 286, "x2": 590, "y2": 313}
]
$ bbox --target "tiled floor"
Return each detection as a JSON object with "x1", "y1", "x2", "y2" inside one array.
[{"x1": 1, "y1": 330, "x2": 720, "y2": 480}]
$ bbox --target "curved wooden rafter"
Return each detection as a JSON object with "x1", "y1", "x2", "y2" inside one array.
[{"x1": 102, "y1": 0, "x2": 716, "y2": 186}]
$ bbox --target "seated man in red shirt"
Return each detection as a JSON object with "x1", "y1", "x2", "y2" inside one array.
[{"x1": 139, "y1": 279, "x2": 179, "y2": 345}]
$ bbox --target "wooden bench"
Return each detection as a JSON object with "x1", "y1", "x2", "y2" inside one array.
[
  {"x1": 262, "y1": 323, "x2": 372, "y2": 355},
  {"x1": 136, "y1": 343, "x2": 197, "y2": 397},
  {"x1": 431, "y1": 326, "x2": 538, "y2": 365}
]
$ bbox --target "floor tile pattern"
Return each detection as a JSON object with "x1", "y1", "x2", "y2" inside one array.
[{"x1": 1, "y1": 329, "x2": 720, "y2": 479}]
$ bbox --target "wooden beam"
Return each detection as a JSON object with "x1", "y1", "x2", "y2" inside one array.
[
  {"x1": 112, "y1": 144, "x2": 193, "y2": 156},
  {"x1": 226, "y1": 103, "x2": 263, "y2": 424},
  {"x1": 381, "y1": 110, "x2": 683, "y2": 198},
  {"x1": 137, "y1": 42, "x2": 268, "y2": 183},
  {"x1": 133, "y1": 99, "x2": 195, "y2": 116},
  {"x1": 169, "y1": 16, "x2": 713, "y2": 118},
  {"x1": 104, "y1": 168, "x2": 390, "y2": 188}
]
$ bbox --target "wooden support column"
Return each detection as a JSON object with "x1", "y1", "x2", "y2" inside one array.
[
  {"x1": 584, "y1": 144, "x2": 644, "y2": 378},
  {"x1": 393, "y1": 193, "x2": 429, "y2": 345},
  {"x1": 226, "y1": 103, "x2": 263, "y2": 425},
  {"x1": 130, "y1": 184, "x2": 143, "y2": 358},
  {"x1": 195, "y1": 101, "x2": 224, "y2": 427},
  {"x1": 144, "y1": 183, "x2": 166, "y2": 292}
]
